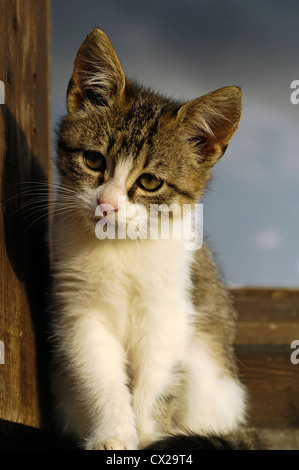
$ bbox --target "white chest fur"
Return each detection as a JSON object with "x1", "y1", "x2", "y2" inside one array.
[
  {"x1": 52, "y1": 217, "x2": 246, "y2": 450},
  {"x1": 54, "y1": 220, "x2": 194, "y2": 345}
]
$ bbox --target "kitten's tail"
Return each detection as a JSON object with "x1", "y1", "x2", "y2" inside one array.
[{"x1": 143, "y1": 428, "x2": 258, "y2": 450}]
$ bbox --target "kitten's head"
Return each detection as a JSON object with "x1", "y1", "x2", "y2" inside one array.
[{"x1": 57, "y1": 28, "x2": 242, "y2": 238}]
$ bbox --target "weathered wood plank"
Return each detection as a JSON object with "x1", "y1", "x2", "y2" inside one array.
[
  {"x1": 236, "y1": 321, "x2": 299, "y2": 346},
  {"x1": 0, "y1": 0, "x2": 50, "y2": 428},
  {"x1": 232, "y1": 288, "x2": 299, "y2": 345},
  {"x1": 232, "y1": 289, "x2": 299, "y2": 429},
  {"x1": 236, "y1": 344, "x2": 299, "y2": 428}
]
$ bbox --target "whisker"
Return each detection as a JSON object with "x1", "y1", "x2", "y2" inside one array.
[
  {"x1": 23, "y1": 207, "x2": 78, "y2": 232},
  {"x1": 7, "y1": 197, "x2": 77, "y2": 219},
  {"x1": 2, "y1": 182, "x2": 76, "y2": 205},
  {"x1": 7, "y1": 195, "x2": 77, "y2": 223}
]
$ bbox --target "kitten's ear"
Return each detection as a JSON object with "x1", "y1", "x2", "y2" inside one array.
[
  {"x1": 177, "y1": 86, "x2": 242, "y2": 164},
  {"x1": 67, "y1": 28, "x2": 126, "y2": 113}
]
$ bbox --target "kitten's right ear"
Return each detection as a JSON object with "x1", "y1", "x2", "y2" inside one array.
[{"x1": 67, "y1": 28, "x2": 126, "y2": 113}]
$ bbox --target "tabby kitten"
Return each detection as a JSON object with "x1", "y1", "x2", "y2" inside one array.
[{"x1": 52, "y1": 28, "x2": 252, "y2": 450}]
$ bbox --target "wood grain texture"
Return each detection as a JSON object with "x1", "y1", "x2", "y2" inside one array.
[
  {"x1": 0, "y1": 0, "x2": 50, "y2": 428},
  {"x1": 231, "y1": 289, "x2": 299, "y2": 430},
  {"x1": 233, "y1": 288, "x2": 299, "y2": 345},
  {"x1": 236, "y1": 345, "x2": 299, "y2": 428}
]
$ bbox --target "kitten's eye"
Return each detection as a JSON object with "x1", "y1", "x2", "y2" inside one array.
[
  {"x1": 137, "y1": 173, "x2": 163, "y2": 192},
  {"x1": 84, "y1": 151, "x2": 106, "y2": 172}
]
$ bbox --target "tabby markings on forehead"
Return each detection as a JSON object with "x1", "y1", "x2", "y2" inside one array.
[
  {"x1": 166, "y1": 182, "x2": 194, "y2": 200},
  {"x1": 146, "y1": 114, "x2": 161, "y2": 148},
  {"x1": 58, "y1": 140, "x2": 82, "y2": 154}
]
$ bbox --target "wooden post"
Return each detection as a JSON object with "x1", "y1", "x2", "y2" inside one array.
[{"x1": 0, "y1": 0, "x2": 51, "y2": 429}]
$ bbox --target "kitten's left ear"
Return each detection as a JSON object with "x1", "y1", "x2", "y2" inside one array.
[
  {"x1": 177, "y1": 86, "x2": 242, "y2": 164},
  {"x1": 67, "y1": 28, "x2": 126, "y2": 113}
]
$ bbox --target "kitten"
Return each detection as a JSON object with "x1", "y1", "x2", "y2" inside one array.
[{"x1": 51, "y1": 28, "x2": 255, "y2": 450}]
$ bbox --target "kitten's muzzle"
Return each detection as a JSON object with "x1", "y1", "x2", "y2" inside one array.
[{"x1": 96, "y1": 201, "x2": 118, "y2": 216}]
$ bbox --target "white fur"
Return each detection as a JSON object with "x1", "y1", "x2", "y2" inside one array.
[
  {"x1": 53, "y1": 223, "x2": 192, "y2": 448},
  {"x1": 173, "y1": 338, "x2": 247, "y2": 435},
  {"x1": 98, "y1": 156, "x2": 134, "y2": 208},
  {"x1": 52, "y1": 159, "x2": 246, "y2": 449}
]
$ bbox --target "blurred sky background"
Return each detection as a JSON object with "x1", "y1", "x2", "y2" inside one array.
[{"x1": 51, "y1": 0, "x2": 299, "y2": 287}]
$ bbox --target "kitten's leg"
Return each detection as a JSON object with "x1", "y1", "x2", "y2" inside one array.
[
  {"x1": 55, "y1": 312, "x2": 138, "y2": 450},
  {"x1": 131, "y1": 303, "x2": 188, "y2": 448},
  {"x1": 174, "y1": 336, "x2": 247, "y2": 435}
]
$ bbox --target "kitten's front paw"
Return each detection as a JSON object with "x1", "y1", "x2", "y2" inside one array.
[{"x1": 85, "y1": 433, "x2": 138, "y2": 450}]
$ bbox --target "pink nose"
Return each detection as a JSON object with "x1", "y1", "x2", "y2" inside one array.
[{"x1": 97, "y1": 201, "x2": 117, "y2": 216}]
